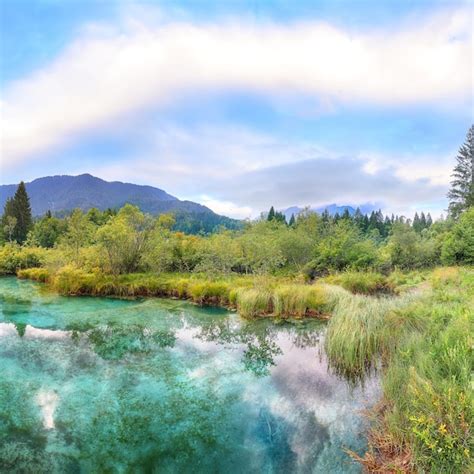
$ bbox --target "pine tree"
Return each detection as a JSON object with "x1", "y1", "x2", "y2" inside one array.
[
  {"x1": 420, "y1": 212, "x2": 427, "y2": 230},
  {"x1": 288, "y1": 214, "x2": 296, "y2": 227},
  {"x1": 413, "y1": 212, "x2": 421, "y2": 232},
  {"x1": 448, "y1": 124, "x2": 474, "y2": 218},
  {"x1": 11, "y1": 182, "x2": 32, "y2": 243},
  {"x1": 342, "y1": 208, "x2": 351, "y2": 220},
  {"x1": 426, "y1": 213, "x2": 433, "y2": 227},
  {"x1": 321, "y1": 209, "x2": 330, "y2": 223},
  {"x1": 267, "y1": 206, "x2": 275, "y2": 221}
]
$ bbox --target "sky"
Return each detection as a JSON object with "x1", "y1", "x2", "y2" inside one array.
[{"x1": 0, "y1": 0, "x2": 472, "y2": 219}]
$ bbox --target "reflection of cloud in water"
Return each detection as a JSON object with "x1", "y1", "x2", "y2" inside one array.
[
  {"x1": 25, "y1": 326, "x2": 70, "y2": 340},
  {"x1": 36, "y1": 388, "x2": 59, "y2": 429},
  {"x1": 0, "y1": 322, "x2": 18, "y2": 337}
]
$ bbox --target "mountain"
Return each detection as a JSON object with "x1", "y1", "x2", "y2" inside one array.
[
  {"x1": 281, "y1": 203, "x2": 378, "y2": 221},
  {"x1": 0, "y1": 174, "x2": 241, "y2": 233}
]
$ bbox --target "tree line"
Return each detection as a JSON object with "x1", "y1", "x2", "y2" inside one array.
[{"x1": 1, "y1": 124, "x2": 473, "y2": 275}]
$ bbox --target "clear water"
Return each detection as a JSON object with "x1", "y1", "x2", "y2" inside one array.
[{"x1": 0, "y1": 277, "x2": 379, "y2": 473}]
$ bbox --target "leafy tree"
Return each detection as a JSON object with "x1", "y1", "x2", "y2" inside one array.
[
  {"x1": 441, "y1": 207, "x2": 474, "y2": 265},
  {"x1": 29, "y1": 213, "x2": 67, "y2": 248},
  {"x1": 97, "y1": 205, "x2": 154, "y2": 274},
  {"x1": 3, "y1": 216, "x2": 17, "y2": 242},
  {"x1": 61, "y1": 209, "x2": 94, "y2": 264},
  {"x1": 448, "y1": 124, "x2": 474, "y2": 218}
]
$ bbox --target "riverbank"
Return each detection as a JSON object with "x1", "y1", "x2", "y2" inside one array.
[{"x1": 14, "y1": 265, "x2": 474, "y2": 472}]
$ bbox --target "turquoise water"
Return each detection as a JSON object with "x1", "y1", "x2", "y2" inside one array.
[{"x1": 0, "y1": 277, "x2": 379, "y2": 473}]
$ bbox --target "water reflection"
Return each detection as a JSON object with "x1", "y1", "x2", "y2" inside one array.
[{"x1": 0, "y1": 277, "x2": 379, "y2": 473}]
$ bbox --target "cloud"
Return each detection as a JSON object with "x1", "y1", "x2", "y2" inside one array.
[
  {"x1": 1, "y1": 7, "x2": 471, "y2": 165},
  {"x1": 87, "y1": 124, "x2": 449, "y2": 217}
]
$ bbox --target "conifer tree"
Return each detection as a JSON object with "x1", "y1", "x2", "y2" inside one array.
[
  {"x1": 321, "y1": 209, "x2": 330, "y2": 223},
  {"x1": 288, "y1": 214, "x2": 296, "y2": 227},
  {"x1": 11, "y1": 182, "x2": 32, "y2": 243},
  {"x1": 448, "y1": 124, "x2": 474, "y2": 218},
  {"x1": 426, "y1": 213, "x2": 433, "y2": 227},
  {"x1": 342, "y1": 208, "x2": 351, "y2": 220},
  {"x1": 413, "y1": 212, "x2": 421, "y2": 232},
  {"x1": 267, "y1": 206, "x2": 275, "y2": 221},
  {"x1": 420, "y1": 212, "x2": 427, "y2": 230}
]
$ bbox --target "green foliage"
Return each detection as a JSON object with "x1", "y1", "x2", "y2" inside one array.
[
  {"x1": 307, "y1": 220, "x2": 378, "y2": 275},
  {"x1": 441, "y1": 207, "x2": 474, "y2": 265},
  {"x1": 385, "y1": 222, "x2": 440, "y2": 269},
  {"x1": 1, "y1": 182, "x2": 33, "y2": 244},
  {"x1": 97, "y1": 204, "x2": 154, "y2": 274},
  {"x1": 0, "y1": 244, "x2": 48, "y2": 275},
  {"x1": 28, "y1": 213, "x2": 67, "y2": 248},
  {"x1": 448, "y1": 124, "x2": 474, "y2": 218}
]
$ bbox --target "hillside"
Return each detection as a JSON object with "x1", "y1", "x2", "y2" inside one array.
[{"x1": 0, "y1": 174, "x2": 241, "y2": 233}]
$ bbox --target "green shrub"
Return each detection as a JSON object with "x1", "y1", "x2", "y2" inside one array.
[
  {"x1": 0, "y1": 244, "x2": 48, "y2": 275},
  {"x1": 17, "y1": 267, "x2": 51, "y2": 283}
]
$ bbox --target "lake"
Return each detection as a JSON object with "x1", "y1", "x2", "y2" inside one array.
[{"x1": 0, "y1": 277, "x2": 379, "y2": 473}]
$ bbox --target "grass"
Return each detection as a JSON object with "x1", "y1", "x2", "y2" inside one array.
[
  {"x1": 325, "y1": 266, "x2": 473, "y2": 472},
  {"x1": 14, "y1": 263, "x2": 474, "y2": 471},
  {"x1": 323, "y1": 271, "x2": 395, "y2": 295}
]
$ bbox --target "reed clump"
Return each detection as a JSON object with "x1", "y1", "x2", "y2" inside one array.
[{"x1": 323, "y1": 271, "x2": 395, "y2": 295}]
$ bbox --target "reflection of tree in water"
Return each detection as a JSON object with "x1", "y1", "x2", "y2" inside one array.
[
  {"x1": 195, "y1": 319, "x2": 324, "y2": 377},
  {"x1": 0, "y1": 293, "x2": 33, "y2": 318},
  {"x1": 85, "y1": 324, "x2": 176, "y2": 360}
]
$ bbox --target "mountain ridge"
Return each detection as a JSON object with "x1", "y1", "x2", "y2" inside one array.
[{"x1": 0, "y1": 174, "x2": 241, "y2": 233}]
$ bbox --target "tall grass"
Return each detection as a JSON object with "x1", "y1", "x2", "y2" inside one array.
[
  {"x1": 323, "y1": 271, "x2": 394, "y2": 295},
  {"x1": 335, "y1": 267, "x2": 473, "y2": 472}
]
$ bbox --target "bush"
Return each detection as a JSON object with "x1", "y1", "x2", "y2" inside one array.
[
  {"x1": 17, "y1": 267, "x2": 51, "y2": 282},
  {"x1": 441, "y1": 208, "x2": 474, "y2": 265},
  {"x1": 0, "y1": 244, "x2": 48, "y2": 275}
]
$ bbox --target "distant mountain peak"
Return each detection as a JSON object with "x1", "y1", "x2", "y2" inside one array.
[
  {"x1": 1, "y1": 174, "x2": 200, "y2": 216},
  {"x1": 280, "y1": 203, "x2": 378, "y2": 220}
]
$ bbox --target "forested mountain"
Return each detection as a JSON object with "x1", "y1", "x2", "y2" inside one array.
[{"x1": 0, "y1": 174, "x2": 241, "y2": 233}]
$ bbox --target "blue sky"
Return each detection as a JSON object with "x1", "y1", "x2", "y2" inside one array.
[{"x1": 1, "y1": 0, "x2": 472, "y2": 217}]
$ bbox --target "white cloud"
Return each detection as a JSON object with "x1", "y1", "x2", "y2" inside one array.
[
  {"x1": 198, "y1": 195, "x2": 253, "y2": 219},
  {"x1": 86, "y1": 123, "x2": 450, "y2": 217},
  {"x1": 1, "y1": 7, "x2": 471, "y2": 165}
]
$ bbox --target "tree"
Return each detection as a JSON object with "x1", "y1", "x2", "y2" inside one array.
[
  {"x1": 4, "y1": 216, "x2": 17, "y2": 242},
  {"x1": 96, "y1": 205, "x2": 154, "y2": 274},
  {"x1": 288, "y1": 214, "x2": 296, "y2": 227},
  {"x1": 61, "y1": 209, "x2": 94, "y2": 264},
  {"x1": 441, "y1": 207, "x2": 474, "y2": 265},
  {"x1": 413, "y1": 212, "x2": 421, "y2": 233},
  {"x1": 1, "y1": 182, "x2": 32, "y2": 243},
  {"x1": 12, "y1": 182, "x2": 32, "y2": 243},
  {"x1": 29, "y1": 213, "x2": 67, "y2": 248},
  {"x1": 267, "y1": 206, "x2": 275, "y2": 221},
  {"x1": 448, "y1": 125, "x2": 474, "y2": 218},
  {"x1": 1, "y1": 198, "x2": 15, "y2": 241}
]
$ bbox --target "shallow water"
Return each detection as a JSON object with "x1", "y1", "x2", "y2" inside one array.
[{"x1": 0, "y1": 277, "x2": 379, "y2": 473}]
